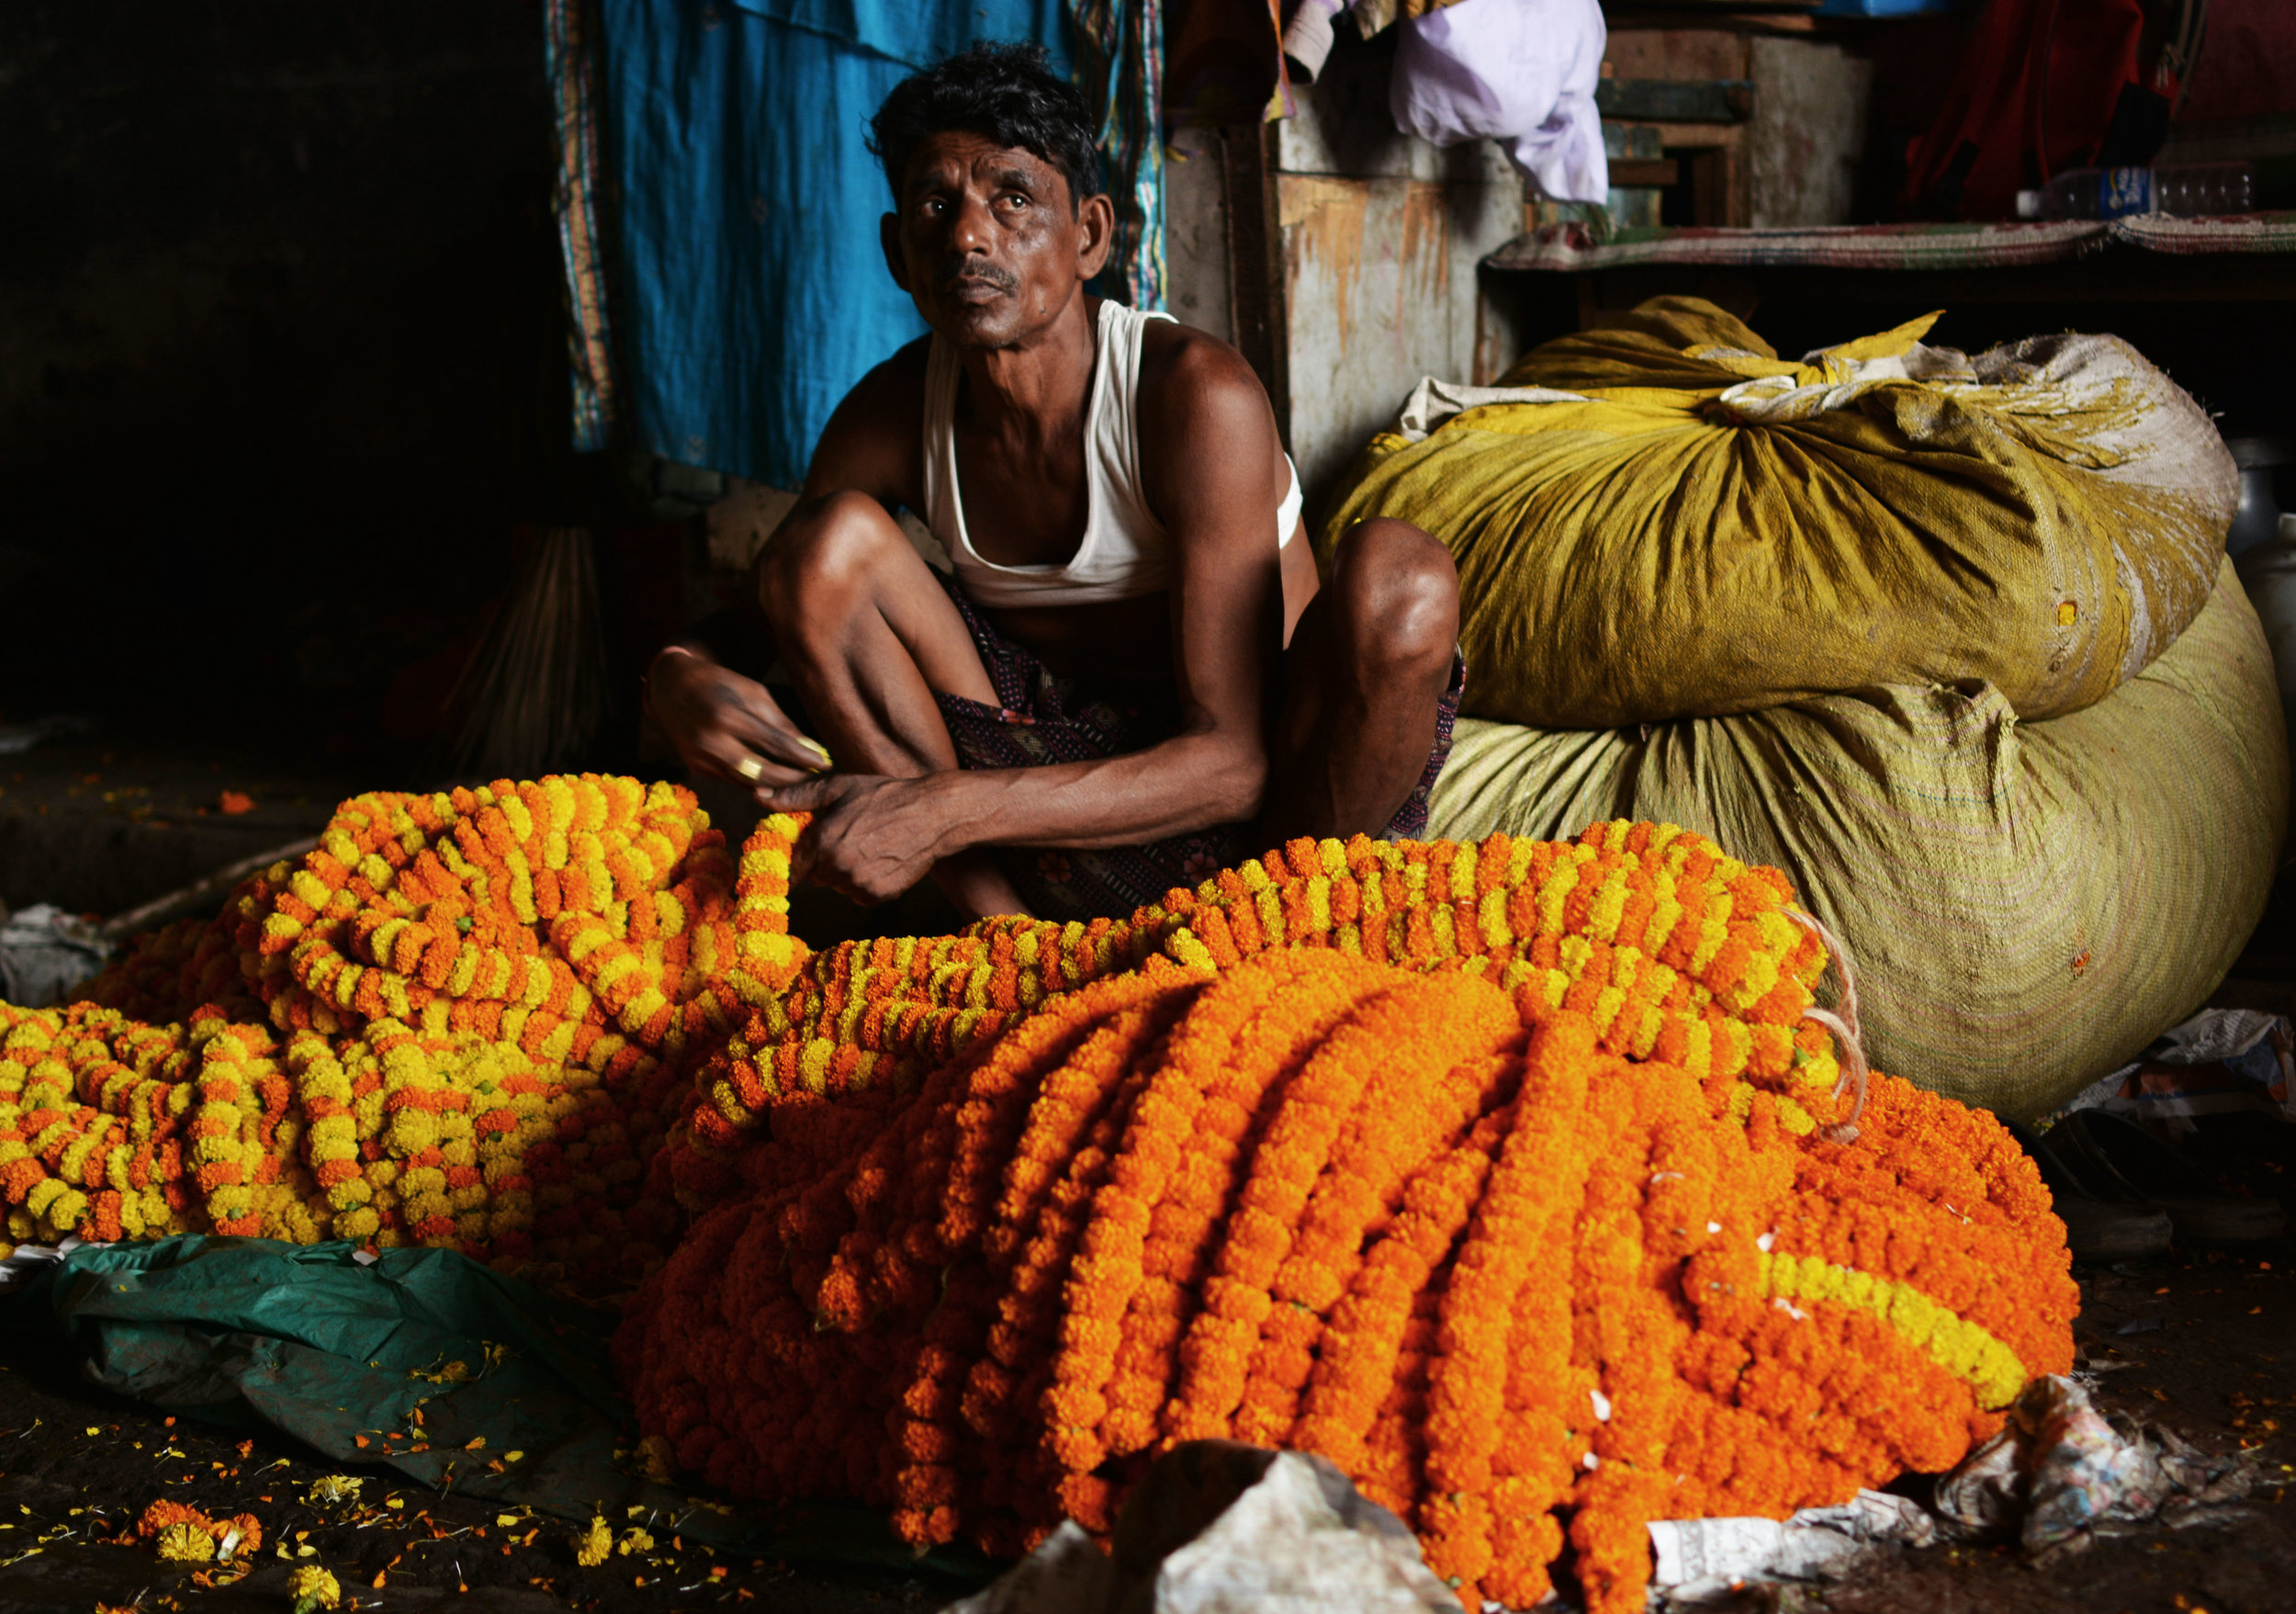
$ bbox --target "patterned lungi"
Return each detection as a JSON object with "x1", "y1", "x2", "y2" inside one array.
[{"x1": 930, "y1": 570, "x2": 1465, "y2": 922}]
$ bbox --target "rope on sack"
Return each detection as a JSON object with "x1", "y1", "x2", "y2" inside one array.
[{"x1": 1788, "y1": 909, "x2": 1869, "y2": 1145}]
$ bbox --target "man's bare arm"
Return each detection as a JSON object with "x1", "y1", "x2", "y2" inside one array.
[
  {"x1": 792, "y1": 342, "x2": 929, "y2": 509},
  {"x1": 766, "y1": 333, "x2": 1289, "y2": 898},
  {"x1": 646, "y1": 345, "x2": 929, "y2": 786}
]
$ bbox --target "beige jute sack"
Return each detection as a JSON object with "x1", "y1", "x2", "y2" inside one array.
[{"x1": 1424, "y1": 559, "x2": 2286, "y2": 1119}]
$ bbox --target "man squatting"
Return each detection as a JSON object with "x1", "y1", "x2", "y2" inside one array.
[{"x1": 647, "y1": 44, "x2": 1465, "y2": 925}]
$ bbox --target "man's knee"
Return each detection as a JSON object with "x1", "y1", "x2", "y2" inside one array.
[
  {"x1": 1328, "y1": 518, "x2": 1458, "y2": 674},
  {"x1": 757, "y1": 491, "x2": 906, "y2": 629}
]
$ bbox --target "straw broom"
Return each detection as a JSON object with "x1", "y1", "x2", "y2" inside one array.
[{"x1": 443, "y1": 526, "x2": 611, "y2": 781}]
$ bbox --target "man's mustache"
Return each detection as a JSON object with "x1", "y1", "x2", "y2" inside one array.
[{"x1": 938, "y1": 261, "x2": 1017, "y2": 294}]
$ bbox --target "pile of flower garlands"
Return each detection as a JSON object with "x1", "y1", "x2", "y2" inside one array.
[
  {"x1": 0, "y1": 777, "x2": 2077, "y2": 1612},
  {"x1": 1, "y1": 776, "x2": 805, "y2": 1266},
  {"x1": 623, "y1": 818, "x2": 2077, "y2": 1614}
]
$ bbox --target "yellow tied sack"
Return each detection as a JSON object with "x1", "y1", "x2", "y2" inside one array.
[{"x1": 1323, "y1": 296, "x2": 2236, "y2": 729}]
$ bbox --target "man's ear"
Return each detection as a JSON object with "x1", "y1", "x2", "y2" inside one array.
[
  {"x1": 1076, "y1": 192, "x2": 1117, "y2": 283},
  {"x1": 880, "y1": 212, "x2": 911, "y2": 293}
]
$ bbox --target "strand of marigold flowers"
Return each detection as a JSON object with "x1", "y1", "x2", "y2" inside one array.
[
  {"x1": 1040, "y1": 957, "x2": 1334, "y2": 1472},
  {"x1": 876, "y1": 979, "x2": 1205, "y2": 1548},
  {"x1": 1358, "y1": 1267, "x2": 1449, "y2": 1519},
  {"x1": 933, "y1": 971, "x2": 1188, "y2": 1261},
  {"x1": 1417, "y1": 1012, "x2": 1600, "y2": 1605},
  {"x1": 1290, "y1": 1097, "x2": 1515, "y2": 1483},
  {"x1": 1548, "y1": 1039, "x2": 1713, "y2": 1614},
  {"x1": 965, "y1": 1002, "x2": 1190, "y2": 1469},
  {"x1": 1230, "y1": 974, "x2": 1523, "y2": 1450},
  {"x1": 1041, "y1": 950, "x2": 1388, "y2": 1470},
  {"x1": 1221, "y1": 973, "x2": 1525, "y2": 1450},
  {"x1": 1025, "y1": 1034, "x2": 1176, "y2": 1540},
  {"x1": 899, "y1": 995, "x2": 1182, "y2": 1545},
  {"x1": 806, "y1": 1000, "x2": 1078, "y2": 1338},
  {"x1": 850, "y1": 979, "x2": 1197, "y2": 1333},
  {"x1": 644, "y1": 973, "x2": 1191, "y2": 1544},
  {"x1": 1162, "y1": 967, "x2": 1464, "y2": 1445},
  {"x1": 187, "y1": 1016, "x2": 287, "y2": 1236}
]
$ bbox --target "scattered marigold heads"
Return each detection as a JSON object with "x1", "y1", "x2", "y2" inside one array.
[
  {"x1": 136, "y1": 1498, "x2": 262, "y2": 1564},
  {"x1": 288, "y1": 1563, "x2": 343, "y2": 1612}
]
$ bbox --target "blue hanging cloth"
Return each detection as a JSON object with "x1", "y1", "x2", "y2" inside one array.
[{"x1": 592, "y1": 0, "x2": 1079, "y2": 490}]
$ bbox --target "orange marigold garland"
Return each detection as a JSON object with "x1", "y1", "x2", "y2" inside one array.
[
  {"x1": 614, "y1": 813, "x2": 2074, "y2": 1614},
  {"x1": 8, "y1": 796, "x2": 2075, "y2": 1613}
]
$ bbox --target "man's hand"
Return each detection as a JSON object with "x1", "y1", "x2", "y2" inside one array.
[
  {"x1": 761, "y1": 773, "x2": 948, "y2": 905},
  {"x1": 647, "y1": 647, "x2": 830, "y2": 788}
]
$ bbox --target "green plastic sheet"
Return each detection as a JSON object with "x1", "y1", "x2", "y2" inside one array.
[{"x1": 2, "y1": 1236, "x2": 988, "y2": 1575}]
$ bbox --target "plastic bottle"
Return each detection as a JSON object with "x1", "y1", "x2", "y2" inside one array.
[{"x1": 2014, "y1": 161, "x2": 2254, "y2": 220}]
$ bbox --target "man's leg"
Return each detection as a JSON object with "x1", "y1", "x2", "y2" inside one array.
[
  {"x1": 1260, "y1": 516, "x2": 1460, "y2": 843},
  {"x1": 758, "y1": 491, "x2": 1027, "y2": 915}
]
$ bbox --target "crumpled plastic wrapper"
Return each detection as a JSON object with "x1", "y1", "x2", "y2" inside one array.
[
  {"x1": 1933, "y1": 1372, "x2": 2263, "y2": 1556},
  {"x1": 2063, "y1": 1006, "x2": 2296, "y2": 1127},
  {"x1": 950, "y1": 1380, "x2": 2263, "y2": 1613},
  {"x1": 1651, "y1": 1374, "x2": 2267, "y2": 1607},
  {"x1": 1649, "y1": 1488, "x2": 1938, "y2": 1605},
  {"x1": 0, "y1": 902, "x2": 111, "y2": 1009},
  {"x1": 940, "y1": 1441, "x2": 1461, "y2": 1614}
]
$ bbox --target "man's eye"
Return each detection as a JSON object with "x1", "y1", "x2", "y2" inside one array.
[{"x1": 1001, "y1": 194, "x2": 1030, "y2": 210}]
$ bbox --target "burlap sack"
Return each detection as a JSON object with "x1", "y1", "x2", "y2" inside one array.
[
  {"x1": 1326, "y1": 297, "x2": 2237, "y2": 729},
  {"x1": 1424, "y1": 559, "x2": 2286, "y2": 1118}
]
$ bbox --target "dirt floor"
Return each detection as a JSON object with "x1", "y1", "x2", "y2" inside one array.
[
  {"x1": 0, "y1": 731, "x2": 362, "y2": 920},
  {"x1": 0, "y1": 1309, "x2": 961, "y2": 1614}
]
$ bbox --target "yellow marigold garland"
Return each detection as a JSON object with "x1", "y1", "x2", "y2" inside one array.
[{"x1": 6, "y1": 775, "x2": 764, "y2": 1268}]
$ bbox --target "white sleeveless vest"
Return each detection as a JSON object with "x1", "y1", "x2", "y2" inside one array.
[{"x1": 922, "y1": 299, "x2": 1303, "y2": 608}]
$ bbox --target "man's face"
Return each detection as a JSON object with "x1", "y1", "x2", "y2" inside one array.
[{"x1": 882, "y1": 131, "x2": 1113, "y2": 350}]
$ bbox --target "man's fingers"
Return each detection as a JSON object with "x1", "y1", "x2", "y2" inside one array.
[
  {"x1": 727, "y1": 752, "x2": 813, "y2": 789},
  {"x1": 737, "y1": 724, "x2": 836, "y2": 775},
  {"x1": 699, "y1": 738, "x2": 809, "y2": 791},
  {"x1": 692, "y1": 676, "x2": 831, "y2": 773},
  {"x1": 757, "y1": 773, "x2": 837, "y2": 813},
  {"x1": 780, "y1": 821, "x2": 884, "y2": 905},
  {"x1": 713, "y1": 696, "x2": 831, "y2": 773}
]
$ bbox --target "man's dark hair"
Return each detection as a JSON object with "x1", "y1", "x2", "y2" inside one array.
[{"x1": 867, "y1": 42, "x2": 1104, "y2": 214}]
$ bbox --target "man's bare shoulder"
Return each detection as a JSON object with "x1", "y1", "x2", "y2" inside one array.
[
  {"x1": 805, "y1": 335, "x2": 933, "y2": 502},
  {"x1": 1135, "y1": 318, "x2": 1269, "y2": 418},
  {"x1": 844, "y1": 335, "x2": 933, "y2": 425},
  {"x1": 1135, "y1": 318, "x2": 1285, "y2": 528}
]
